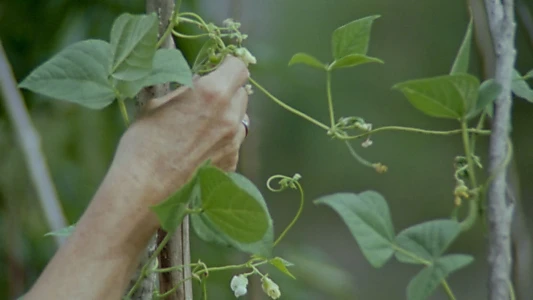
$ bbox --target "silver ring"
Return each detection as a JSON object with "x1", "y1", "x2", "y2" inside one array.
[{"x1": 241, "y1": 119, "x2": 249, "y2": 136}]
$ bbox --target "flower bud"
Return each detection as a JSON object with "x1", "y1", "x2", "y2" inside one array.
[
  {"x1": 230, "y1": 274, "x2": 249, "y2": 298},
  {"x1": 245, "y1": 84, "x2": 254, "y2": 95},
  {"x1": 235, "y1": 47, "x2": 257, "y2": 65},
  {"x1": 261, "y1": 277, "x2": 281, "y2": 299},
  {"x1": 361, "y1": 138, "x2": 373, "y2": 148}
]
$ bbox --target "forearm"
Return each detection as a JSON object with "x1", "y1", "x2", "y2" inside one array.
[{"x1": 25, "y1": 153, "x2": 183, "y2": 300}]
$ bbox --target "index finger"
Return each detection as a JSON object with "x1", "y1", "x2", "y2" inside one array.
[{"x1": 201, "y1": 56, "x2": 249, "y2": 96}]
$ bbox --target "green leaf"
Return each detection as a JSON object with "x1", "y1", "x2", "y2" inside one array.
[
  {"x1": 328, "y1": 54, "x2": 383, "y2": 70},
  {"x1": 407, "y1": 254, "x2": 473, "y2": 300},
  {"x1": 466, "y1": 79, "x2": 501, "y2": 119},
  {"x1": 151, "y1": 170, "x2": 200, "y2": 232},
  {"x1": 524, "y1": 69, "x2": 533, "y2": 80},
  {"x1": 270, "y1": 257, "x2": 296, "y2": 279},
  {"x1": 288, "y1": 53, "x2": 326, "y2": 70},
  {"x1": 512, "y1": 69, "x2": 533, "y2": 102},
  {"x1": 192, "y1": 39, "x2": 217, "y2": 73},
  {"x1": 110, "y1": 13, "x2": 158, "y2": 81},
  {"x1": 450, "y1": 17, "x2": 473, "y2": 74},
  {"x1": 332, "y1": 15, "x2": 380, "y2": 60},
  {"x1": 314, "y1": 191, "x2": 395, "y2": 268},
  {"x1": 116, "y1": 48, "x2": 193, "y2": 98},
  {"x1": 393, "y1": 74, "x2": 480, "y2": 120},
  {"x1": 193, "y1": 168, "x2": 274, "y2": 256},
  {"x1": 19, "y1": 40, "x2": 115, "y2": 109},
  {"x1": 395, "y1": 220, "x2": 461, "y2": 264},
  {"x1": 44, "y1": 224, "x2": 76, "y2": 238}
]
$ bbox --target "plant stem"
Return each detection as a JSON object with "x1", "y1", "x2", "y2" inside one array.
[
  {"x1": 157, "y1": 276, "x2": 194, "y2": 298},
  {"x1": 156, "y1": 20, "x2": 175, "y2": 49},
  {"x1": 470, "y1": 111, "x2": 487, "y2": 153},
  {"x1": 340, "y1": 126, "x2": 490, "y2": 140},
  {"x1": 249, "y1": 77, "x2": 330, "y2": 131},
  {"x1": 442, "y1": 279, "x2": 457, "y2": 300},
  {"x1": 273, "y1": 182, "x2": 305, "y2": 247},
  {"x1": 118, "y1": 98, "x2": 130, "y2": 126},
  {"x1": 126, "y1": 232, "x2": 173, "y2": 297},
  {"x1": 344, "y1": 141, "x2": 374, "y2": 168},
  {"x1": 391, "y1": 244, "x2": 432, "y2": 265},
  {"x1": 172, "y1": 31, "x2": 211, "y2": 39},
  {"x1": 459, "y1": 121, "x2": 479, "y2": 231},
  {"x1": 326, "y1": 71, "x2": 335, "y2": 127}
]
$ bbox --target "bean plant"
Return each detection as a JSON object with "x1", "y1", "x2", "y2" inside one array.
[{"x1": 18, "y1": 1, "x2": 533, "y2": 299}]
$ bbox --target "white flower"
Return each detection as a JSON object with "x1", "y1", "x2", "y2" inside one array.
[
  {"x1": 261, "y1": 277, "x2": 281, "y2": 299},
  {"x1": 361, "y1": 139, "x2": 373, "y2": 148},
  {"x1": 245, "y1": 84, "x2": 254, "y2": 95},
  {"x1": 235, "y1": 47, "x2": 257, "y2": 65},
  {"x1": 230, "y1": 275, "x2": 249, "y2": 298}
]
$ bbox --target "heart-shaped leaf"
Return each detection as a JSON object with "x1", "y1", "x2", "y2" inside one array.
[
  {"x1": 407, "y1": 254, "x2": 473, "y2": 300},
  {"x1": 270, "y1": 257, "x2": 296, "y2": 279},
  {"x1": 332, "y1": 15, "x2": 380, "y2": 60},
  {"x1": 110, "y1": 13, "x2": 158, "y2": 81},
  {"x1": 450, "y1": 17, "x2": 473, "y2": 74},
  {"x1": 151, "y1": 170, "x2": 200, "y2": 232},
  {"x1": 328, "y1": 54, "x2": 383, "y2": 70},
  {"x1": 393, "y1": 74, "x2": 480, "y2": 120},
  {"x1": 288, "y1": 53, "x2": 326, "y2": 70},
  {"x1": 19, "y1": 40, "x2": 116, "y2": 109},
  {"x1": 314, "y1": 191, "x2": 395, "y2": 268},
  {"x1": 466, "y1": 79, "x2": 501, "y2": 119},
  {"x1": 115, "y1": 48, "x2": 193, "y2": 98},
  {"x1": 193, "y1": 168, "x2": 273, "y2": 256},
  {"x1": 395, "y1": 220, "x2": 461, "y2": 264},
  {"x1": 512, "y1": 69, "x2": 533, "y2": 102}
]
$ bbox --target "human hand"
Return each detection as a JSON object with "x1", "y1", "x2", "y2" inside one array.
[{"x1": 111, "y1": 56, "x2": 250, "y2": 205}]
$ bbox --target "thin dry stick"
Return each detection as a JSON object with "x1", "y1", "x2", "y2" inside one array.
[
  {"x1": 130, "y1": 1, "x2": 193, "y2": 299},
  {"x1": 0, "y1": 41, "x2": 68, "y2": 247},
  {"x1": 484, "y1": 0, "x2": 517, "y2": 299},
  {"x1": 470, "y1": 1, "x2": 533, "y2": 299}
]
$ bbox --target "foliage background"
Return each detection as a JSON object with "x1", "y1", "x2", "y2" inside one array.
[{"x1": 1, "y1": 0, "x2": 532, "y2": 299}]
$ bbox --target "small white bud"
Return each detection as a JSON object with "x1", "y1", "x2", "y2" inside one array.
[
  {"x1": 235, "y1": 47, "x2": 257, "y2": 65},
  {"x1": 261, "y1": 277, "x2": 281, "y2": 299},
  {"x1": 223, "y1": 18, "x2": 234, "y2": 27},
  {"x1": 361, "y1": 139, "x2": 373, "y2": 148},
  {"x1": 245, "y1": 84, "x2": 254, "y2": 95},
  {"x1": 230, "y1": 275, "x2": 249, "y2": 298}
]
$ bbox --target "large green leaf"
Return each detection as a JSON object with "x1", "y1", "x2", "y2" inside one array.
[
  {"x1": 450, "y1": 17, "x2": 473, "y2": 74},
  {"x1": 110, "y1": 13, "x2": 158, "y2": 81},
  {"x1": 393, "y1": 74, "x2": 480, "y2": 120},
  {"x1": 19, "y1": 40, "x2": 115, "y2": 109},
  {"x1": 288, "y1": 53, "x2": 326, "y2": 70},
  {"x1": 331, "y1": 15, "x2": 380, "y2": 60},
  {"x1": 115, "y1": 48, "x2": 193, "y2": 98},
  {"x1": 151, "y1": 171, "x2": 200, "y2": 232},
  {"x1": 194, "y1": 168, "x2": 273, "y2": 256},
  {"x1": 328, "y1": 54, "x2": 383, "y2": 70},
  {"x1": 466, "y1": 79, "x2": 501, "y2": 119},
  {"x1": 407, "y1": 254, "x2": 473, "y2": 300},
  {"x1": 512, "y1": 69, "x2": 533, "y2": 102},
  {"x1": 314, "y1": 191, "x2": 395, "y2": 267},
  {"x1": 395, "y1": 220, "x2": 460, "y2": 264}
]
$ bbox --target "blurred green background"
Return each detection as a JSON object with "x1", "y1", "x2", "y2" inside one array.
[{"x1": 1, "y1": 0, "x2": 532, "y2": 299}]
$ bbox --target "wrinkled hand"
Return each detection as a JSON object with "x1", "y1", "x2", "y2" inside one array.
[{"x1": 112, "y1": 56, "x2": 250, "y2": 204}]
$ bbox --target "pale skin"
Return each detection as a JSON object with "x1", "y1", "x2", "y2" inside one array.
[{"x1": 25, "y1": 57, "x2": 250, "y2": 300}]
